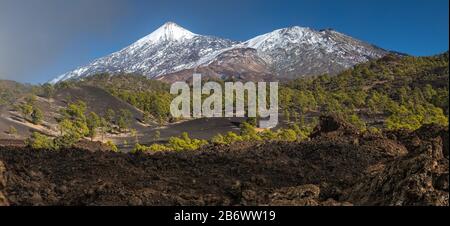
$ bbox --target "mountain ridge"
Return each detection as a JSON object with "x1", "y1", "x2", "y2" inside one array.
[{"x1": 51, "y1": 22, "x2": 390, "y2": 83}]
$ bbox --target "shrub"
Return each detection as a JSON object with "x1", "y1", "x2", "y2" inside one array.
[
  {"x1": 385, "y1": 104, "x2": 448, "y2": 131},
  {"x1": 105, "y1": 140, "x2": 118, "y2": 152},
  {"x1": 168, "y1": 132, "x2": 208, "y2": 151},
  {"x1": 131, "y1": 143, "x2": 171, "y2": 153},
  {"x1": 240, "y1": 122, "x2": 262, "y2": 141},
  {"x1": 27, "y1": 132, "x2": 57, "y2": 150},
  {"x1": 8, "y1": 126, "x2": 17, "y2": 136},
  {"x1": 132, "y1": 133, "x2": 207, "y2": 153},
  {"x1": 277, "y1": 129, "x2": 298, "y2": 142},
  {"x1": 105, "y1": 109, "x2": 116, "y2": 126},
  {"x1": 368, "y1": 127, "x2": 382, "y2": 135},
  {"x1": 19, "y1": 103, "x2": 33, "y2": 120},
  {"x1": 258, "y1": 129, "x2": 278, "y2": 141},
  {"x1": 212, "y1": 132, "x2": 245, "y2": 145},
  {"x1": 86, "y1": 112, "x2": 101, "y2": 140},
  {"x1": 58, "y1": 101, "x2": 90, "y2": 140},
  {"x1": 149, "y1": 144, "x2": 172, "y2": 152},
  {"x1": 290, "y1": 124, "x2": 310, "y2": 141},
  {"x1": 131, "y1": 143, "x2": 148, "y2": 153},
  {"x1": 347, "y1": 114, "x2": 366, "y2": 131},
  {"x1": 31, "y1": 108, "x2": 43, "y2": 125},
  {"x1": 148, "y1": 143, "x2": 172, "y2": 152},
  {"x1": 56, "y1": 118, "x2": 86, "y2": 148},
  {"x1": 117, "y1": 109, "x2": 133, "y2": 132},
  {"x1": 223, "y1": 132, "x2": 244, "y2": 144},
  {"x1": 211, "y1": 134, "x2": 227, "y2": 145}
]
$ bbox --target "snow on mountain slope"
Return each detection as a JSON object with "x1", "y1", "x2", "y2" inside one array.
[
  {"x1": 176, "y1": 26, "x2": 389, "y2": 80},
  {"x1": 239, "y1": 27, "x2": 388, "y2": 77},
  {"x1": 136, "y1": 21, "x2": 196, "y2": 43},
  {"x1": 51, "y1": 22, "x2": 236, "y2": 83},
  {"x1": 52, "y1": 22, "x2": 390, "y2": 83}
]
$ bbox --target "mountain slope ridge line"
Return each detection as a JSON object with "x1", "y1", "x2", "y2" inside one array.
[{"x1": 51, "y1": 22, "x2": 390, "y2": 83}]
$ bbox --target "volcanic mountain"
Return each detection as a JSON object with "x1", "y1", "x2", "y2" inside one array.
[{"x1": 51, "y1": 22, "x2": 389, "y2": 83}]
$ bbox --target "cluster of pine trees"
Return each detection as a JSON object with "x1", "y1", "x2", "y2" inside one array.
[
  {"x1": 131, "y1": 120, "x2": 312, "y2": 153},
  {"x1": 12, "y1": 52, "x2": 449, "y2": 152},
  {"x1": 279, "y1": 53, "x2": 449, "y2": 131},
  {"x1": 27, "y1": 100, "x2": 135, "y2": 151}
]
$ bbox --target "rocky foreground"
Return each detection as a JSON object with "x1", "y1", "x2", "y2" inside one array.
[{"x1": 0, "y1": 116, "x2": 448, "y2": 206}]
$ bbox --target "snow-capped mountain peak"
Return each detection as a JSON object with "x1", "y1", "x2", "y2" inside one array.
[
  {"x1": 244, "y1": 26, "x2": 317, "y2": 49},
  {"x1": 50, "y1": 22, "x2": 236, "y2": 83},
  {"x1": 136, "y1": 22, "x2": 197, "y2": 44},
  {"x1": 238, "y1": 26, "x2": 388, "y2": 77},
  {"x1": 51, "y1": 24, "x2": 390, "y2": 84}
]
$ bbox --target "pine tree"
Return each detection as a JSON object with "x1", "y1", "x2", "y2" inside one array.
[
  {"x1": 31, "y1": 108, "x2": 43, "y2": 125},
  {"x1": 87, "y1": 112, "x2": 101, "y2": 140}
]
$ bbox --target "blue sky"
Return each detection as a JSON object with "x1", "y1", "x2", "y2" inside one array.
[{"x1": 0, "y1": 0, "x2": 448, "y2": 83}]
